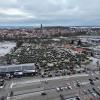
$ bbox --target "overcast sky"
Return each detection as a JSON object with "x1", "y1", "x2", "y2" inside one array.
[{"x1": 0, "y1": 0, "x2": 100, "y2": 26}]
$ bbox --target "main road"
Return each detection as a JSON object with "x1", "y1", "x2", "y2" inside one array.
[{"x1": 4, "y1": 73, "x2": 100, "y2": 100}]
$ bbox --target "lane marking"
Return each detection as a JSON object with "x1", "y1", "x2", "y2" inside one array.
[{"x1": 10, "y1": 82, "x2": 14, "y2": 89}]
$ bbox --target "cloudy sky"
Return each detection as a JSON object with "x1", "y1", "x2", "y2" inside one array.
[{"x1": 0, "y1": 0, "x2": 100, "y2": 26}]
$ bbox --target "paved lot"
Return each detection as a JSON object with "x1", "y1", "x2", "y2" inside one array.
[
  {"x1": 0, "y1": 73, "x2": 100, "y2": 100},
  {"x1": 0, "y1": 73, "x2": 98, "y2": 100},
  {"x1": 11, "y1": 80, "x2": 100, "y2": 100}
]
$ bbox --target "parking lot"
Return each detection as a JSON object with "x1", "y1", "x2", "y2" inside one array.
[{"x1": 0, "y1": 73, "x2": 98, "y2": 100}]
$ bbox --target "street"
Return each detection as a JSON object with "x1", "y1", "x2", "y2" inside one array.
[{"x1": 0, "y1": 73, "x2": 99, "y2": 100}]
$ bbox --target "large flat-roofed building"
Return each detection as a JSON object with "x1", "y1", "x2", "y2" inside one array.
[{"x1": 0, "y1": 63, "x2": 37, "y2": 77}]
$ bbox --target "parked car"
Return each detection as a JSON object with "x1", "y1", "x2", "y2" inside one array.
[
  {"x1": 41, "y1": 92, "x2": 47, "y2": 96},
  {"x1": 0, "y1": 79, "x2": 5, "y2": 88},
  {"x1": 14, "y1": 71, "x2": 23, "y2": 78},
  {"x1": 83, "y1": 90, "x2": 88, "y2": 95}
]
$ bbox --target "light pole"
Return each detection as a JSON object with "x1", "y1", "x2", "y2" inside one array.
[{"x1": 96, "y1": 61, "x2": 100, "y2": 74}]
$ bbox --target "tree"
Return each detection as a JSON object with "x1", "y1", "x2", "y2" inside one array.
[
  {"x1": 91, "y1": 52, "x2": 94, "y2": 57},
  {"x1": 16, "y1": 40, "x2": 23, "y2": 48},
  {"x1": 71, "y1": 40, "x2": 74, "y2": 44},
  {"x1": 77, "y1": 40, "x2": 82, "y2": 46},
  {"x1": 6, "y1": 54, "x2": 11, "y2": 64}
]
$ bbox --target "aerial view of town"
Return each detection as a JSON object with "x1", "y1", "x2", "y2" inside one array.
[{"x1": 0, "y1": 0, "x2": 100, "y2": 100}]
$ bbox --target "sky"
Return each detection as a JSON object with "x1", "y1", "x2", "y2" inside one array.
[{"x1": 0, "y1": 0, "x2": 100, "y2": 26}]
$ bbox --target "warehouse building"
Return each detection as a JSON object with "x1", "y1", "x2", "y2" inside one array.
[{"x1": 0, "y1": 63, "x2": 38, "y2": 78}]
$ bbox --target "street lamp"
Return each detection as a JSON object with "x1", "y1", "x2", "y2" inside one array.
[
  {"x1": 96, "y1": 61, "x2": 100, "y2": 74},
  {"x1": 41, "y1": 79, "x2": 47, "y2": 96}
]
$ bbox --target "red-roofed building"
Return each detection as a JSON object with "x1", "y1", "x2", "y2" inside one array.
[
  {"x1": 73, "y1": 48, "x2": 86, "y2": 54},
  {"x1": 90, "y1": 96, "x2": 94, "y2": 100},
  {"x1": 64, "y1": 44, "x2": 72, "y2": 49}
]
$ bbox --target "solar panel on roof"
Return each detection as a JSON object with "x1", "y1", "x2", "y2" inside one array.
[
  {"x1": 8, "y1": 66, "x2": 22, "y2": 72},
  {"x1": 0, "y1": 68, "x2": 7, "y2": 72},
  {"x1": 0, "y1": 63, "x2": 36, "y2": 73},
  {"x1": 22, "y1": 65, "x2": 34, "y2": 70}
]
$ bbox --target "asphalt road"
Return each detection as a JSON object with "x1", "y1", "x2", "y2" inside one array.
[
  {"x1": 0, "y1": 73, "x2": 100, "y2": 100},
  {"x1": 6, "y1": 73, "x2": 100, "y2": 100},
  {"x1": 11, "y1": 74, "x2": 89, "y2": 94},
  {"x1": 11, "y1": 80, "x2": 100, "y2": 100}
]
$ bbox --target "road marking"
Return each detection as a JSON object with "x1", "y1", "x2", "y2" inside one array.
[
  {"x1": 81, "y1": 81, "x2": 89, "y2": 85},
  {"x1": 7, "y1": 97, "x2": 10, "y2": 100},
  {"x1": 10, "y1": 82, "x2": 14, "y2": 88}
]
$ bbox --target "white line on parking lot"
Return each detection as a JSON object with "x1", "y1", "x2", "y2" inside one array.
[
  {"x1": 7, "y1": 97, "x2": 10, "y2": 100},
  {"x1": 81, "y1": 82, "x2": 89, "y2": 85},
  {"x1": 10, "y1": 82, "x2": 14, "y2": 89}
]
